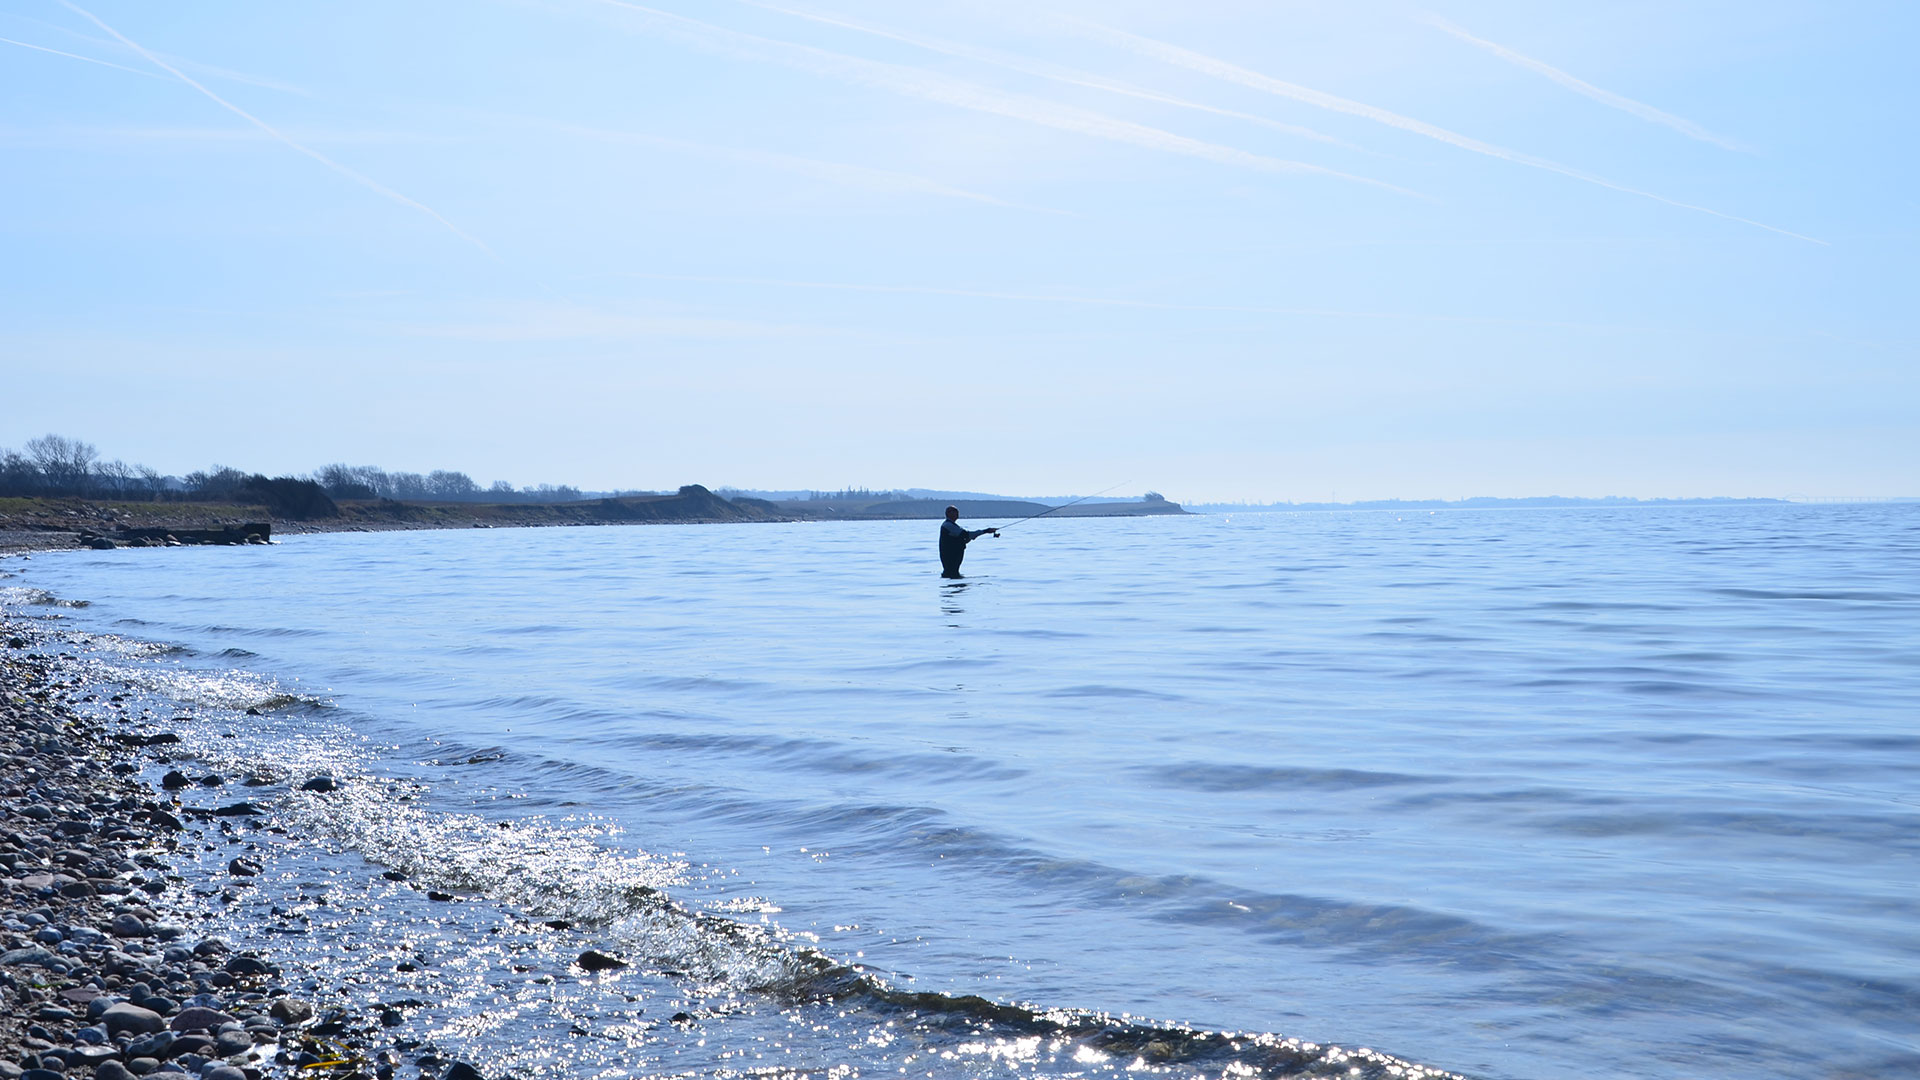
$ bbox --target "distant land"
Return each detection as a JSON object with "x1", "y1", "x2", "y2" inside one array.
[{"x1": 2, "y1": 432, "x2": 1911, "y2": 553}]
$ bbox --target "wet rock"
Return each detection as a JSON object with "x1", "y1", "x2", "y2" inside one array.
[
  {"x1": 213, "y1": 1031, "x2": 250, "y2": 1056},
  {"x1": 196, "y1": 775, "x2": 224, "y2": 788},
  {"x1": 201, "y1": 1068, "x2": 245, "y2": 1080},
  {"x1": 226, "y1": 858, "x2": 261, "y2": 877},
  {"x1": 222, "y1": 955, "x2": 273, "y2": 977},
  {"x1": 101, "y1": 1002, "x2": 165, "y2": 1035},
  {"x1": 209, "y1": 803, "x2": 262, "y2": 817},
  {"x1": 425, "y1": 891, "x2": 454, "y2": 902},
  {"x1": 110, "y1": 913, "x2": 150, "y2": 937},
  {"x1": 267, "y1": 998, "x2": 312, "y2": 1024},
  {"x1": 299, "y1": 776, "x2": 337, "y2": 793},
  {"x1": 1, "y1": 946, "x2": 59, "y2": 967},
  {"x1": 576, "y1": 949, "x2": 628, "y2": 972},
  {"x1": 167, "y1": 1034, "x2": 213, "y2": 1057},
  {"x1": 124, "y1": 1032, "x2": 173, "y2": 1060},
  {"x1": 167, "y1": 1006, "x2": 235, "y2": 1032},
  {"x1": 69, "y1": 1047, "x2": 120, "y2": 1068},
  {"x1": 160, "y1": 771, "x2": 190, "y2": 791},
  {"x1": 440, "y1": 1063, "x2": 485, "y2": 1080},
  {"x1": 124, "y1": 1060, "x2": 158, "y2": 1076}
]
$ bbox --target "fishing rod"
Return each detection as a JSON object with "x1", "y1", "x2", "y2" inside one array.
[{"x1": 990, "y1": 482, "x2": 1133, "y2": 535}]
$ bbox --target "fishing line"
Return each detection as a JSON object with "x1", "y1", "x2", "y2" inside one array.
[{"x1": 990, "y1": 481, "x2": 1132, "y2": 534}]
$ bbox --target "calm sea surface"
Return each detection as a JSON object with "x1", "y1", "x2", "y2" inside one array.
[{"x1": 6, "y1": 505, "x2": 1917, "y2": 1080}]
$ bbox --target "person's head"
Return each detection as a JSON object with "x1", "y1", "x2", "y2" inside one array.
[{"x1": 945, "y1": 505, "x2": 959, "y2": 521}]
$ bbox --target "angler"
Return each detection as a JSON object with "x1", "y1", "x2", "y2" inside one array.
[{"x1": 938, "y1": 505, "x2": 998, "y2": 579}]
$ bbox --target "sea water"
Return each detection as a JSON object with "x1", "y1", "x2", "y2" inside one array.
[{"x1": 5, "y1": 505, "x2": 1916, "y2": 1080}]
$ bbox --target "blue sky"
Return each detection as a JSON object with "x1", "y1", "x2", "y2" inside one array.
[{"x1": 4, "y1": 0, "x2": 1914, "y2": 501}]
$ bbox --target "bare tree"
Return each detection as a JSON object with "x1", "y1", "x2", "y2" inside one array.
[
  {"x1": 0, "y1": 449, "x2": 38, "y2": 495},
  {"x1": 427, "y1": 470, "x2": 478, "y2": 500},
  {"x1": 136, "y1": 465, "x2": 165, "y2": 501},
  {"x1": 97, "y1": 459, "x2": 135, "y2": 497},
  {"x1": 25, "y1": 434, "x2": 98, "y2": 495}
]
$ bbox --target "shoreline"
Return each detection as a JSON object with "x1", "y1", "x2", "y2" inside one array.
[
  {"x1": 0, "y1": 493, "x2": 1187, "y2": 557},
  {"x1": 0, "y1": 610, "x2": 492, "y2": 1080}
]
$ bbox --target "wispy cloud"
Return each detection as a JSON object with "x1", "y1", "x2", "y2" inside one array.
[
  {"x1": 587, "y1": 0, "x2": 1418, "y2": 197},
  {"x1": 735, "y1": 0, "x2": 1360, "y2": 151},
  {"x1": 564, "y1": 125, "x2": 1064, "y2": 212},
  {"x1": 57, "y1": 1, "x2": 495, "y2": 257},
  {"x1": 1069, "y1": 18, "x2": 1820, "y2": 244},
  {"x1": 0, "y1": 33, "x2": 163, "y2": 78},
  {"x1": 612, "y1": 271, "x2": 1640, "y2": 331},
  {"x1": 1420, "y1": 15, "x2": 1743, "y2": 151}
]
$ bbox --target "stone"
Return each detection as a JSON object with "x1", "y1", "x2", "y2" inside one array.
[
  {"x1": 123, "y1": 1033, "x2": 172, "y2": 1059},
  {"x1": 266, "y1": 999, "x2": 311, "y2": 1025},
  {"x1": 576, "y1": 950, "x2": 627, "y2": 972},
  {"x1": 110, "y1": 914, "x2": 150, "y2": 938},
  {"x1": 167, "y1": 1007, "x2": 235, "y2": 1033},
  {"x1": 0, "y1": 947, "x2": 58, "y2": 967},
  {"x1": 225, "y1": 859, "x2": 260, "y2": 878},
  {"x1": 101, "y1": 1002, "x2": 165, "y2": 1036},
  {"x1": 94, "y1": 1063, "x2": 133, "y2": 1080},
  {"x1": 222, "y1": 956, "x2": 272, "y2": 977},
  {"x1": 166, "y1": 1035, "x2": 212, "y2": 1057},
  {"x1": 201, "y1": 1069, "x2": 245, "y2": 1080},
  {"x1": 212, "y1": 1032, "x2": 250, "y2": 1057},
  {"x1": 160, "y1": 773, "x2": 190, "y2": 791},
  {"x1": 209, "y1": 803, "x2": 261, "y2": 818},
  {"x1": 441, "y1": 1063, "x2": 485, "y2": 1080},
  {"x1": 298, "y1": 776, "x2": 336, "y2": 793},
  {"x1": 21, "y1": 1069, "x2": 64, "y2": 1080}
]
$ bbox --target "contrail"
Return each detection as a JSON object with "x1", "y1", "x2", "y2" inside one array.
[
  {"x1": 0, "y1": 34, "x2": 162, "y2": 78},
  {"x1": 1420, "y1": 15, "x2": 1743, "y2": 151},
  {"x1": 564, "y1": 125, "x2": 1065, "y2": 213},
  {"x1": 59, "y1": 0, "x2": 495, "y2": 257},
  {"x1": 735, "y1": 0, "x2": 1360, "y2": 151},
  {"x1": 590, "y1": 0, "x2": 1420, "y2": 197},
  {"x1": 1070, "y1": 18, "x2": 1821, "y2": 244}
]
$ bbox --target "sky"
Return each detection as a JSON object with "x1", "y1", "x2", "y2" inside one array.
[{"x1": 3, "y1": 0, "x2": 1915, "y2": 502}]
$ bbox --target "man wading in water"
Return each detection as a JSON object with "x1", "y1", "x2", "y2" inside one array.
[{"x1": 939, "y1": 505, "x2": 998, "y2": 578}]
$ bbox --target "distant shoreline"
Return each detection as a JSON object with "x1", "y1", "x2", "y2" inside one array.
[{"x1": 0, "y1": 488, "x2": 1185, "y2": 554}]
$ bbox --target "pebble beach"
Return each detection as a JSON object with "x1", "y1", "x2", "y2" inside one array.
[{"x1": 0, "y1": 607, "x2": 481, "y2": 1080}]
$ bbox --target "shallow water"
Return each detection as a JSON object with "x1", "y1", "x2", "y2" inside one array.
[{"x1": 7, "y1": 505, "x2": 1918, "y2": 1079}]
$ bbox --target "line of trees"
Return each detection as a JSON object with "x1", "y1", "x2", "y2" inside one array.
[
  {"x1": 0, "y1": 434, "x2": 593, "y2": 506},
  {"x1": 312, "y1": 464, "x2": 583, "y2": 503},
  {"x1": 1, "y1": 435, "x2": 170, "y2": 500}
]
